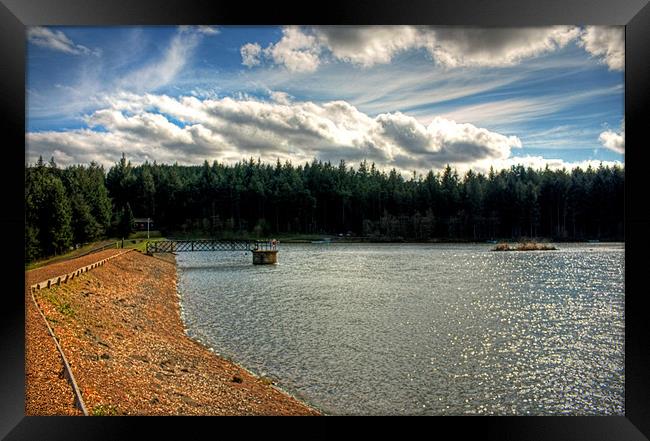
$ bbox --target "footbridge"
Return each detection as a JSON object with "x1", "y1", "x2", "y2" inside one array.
[{"x1": 145, "y1": 239, "x2": 278, "y2": 264}]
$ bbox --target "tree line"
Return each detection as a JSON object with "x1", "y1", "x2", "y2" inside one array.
[{"x1": 25, "y1": 154, "x2": 624, "y2": 261}]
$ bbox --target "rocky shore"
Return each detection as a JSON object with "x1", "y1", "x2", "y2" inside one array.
[{"x1": 25, "y1": 250, "x2": 320, "y2": 416}]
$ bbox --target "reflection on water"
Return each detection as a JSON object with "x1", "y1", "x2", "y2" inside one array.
[{"x1": 176, "y1": 242, "x2": 624, "y2": 415}]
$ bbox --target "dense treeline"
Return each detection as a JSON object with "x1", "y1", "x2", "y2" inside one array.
[
  {"x1": 25, "y1": 154, "x2": 624, "y2": 261},
  {"x1": 25, "y1": 158, "x2": 113, "y2": 261}
]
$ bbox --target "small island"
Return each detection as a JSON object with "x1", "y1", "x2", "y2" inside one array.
[{"x1": 492, "y1": 242, "x2": 557, "y2": 252}]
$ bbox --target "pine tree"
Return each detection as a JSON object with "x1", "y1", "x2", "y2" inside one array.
[
  {"x1": 120, "y1": 202, "x2": 134, "y2": 237},
  {"x1": 44, "y1": 174, "x2": 73, "y2": 255}
]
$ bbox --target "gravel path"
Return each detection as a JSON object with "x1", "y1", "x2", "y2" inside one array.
[{"x1": 26, "y1": 250, "x2": 320, "y2": 416}]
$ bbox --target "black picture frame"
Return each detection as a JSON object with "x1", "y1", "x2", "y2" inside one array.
[{"x1": 2, "y1": 0, "x2": 649, "y2": 439}]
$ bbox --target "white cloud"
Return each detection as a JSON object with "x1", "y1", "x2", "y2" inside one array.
[
  {"x1": 313, "y1": 26, "x2": 425, "y2": 67},
  {"x1": 269, "y1": 91, "x2": 292, "y2": 105},
  {"x1": 239, "y1": 25, "x2": 628, "y2": 73},
  {"x1": 436, "y1": 84, "x2": 624, "y2": 129},
  {"x1": 424, "y1": 26, "x2": 580, "y2": 68},
  {"x1": 29, "y1": 93, "x2": 624, "y2": 175},
  {"x1": 118, "y1": 30, "x2": 200, "y2": 92},
  {"x1": 313, "y1": 26, "x2": 581, "y2": 68},
  {"x1": 28, "y1": 26, "x2": 100, "y2": 56},
  {"x1": 579, "y1": 26, "x2": 624, "y2": 71},
  {"x1": 599, "y1": 127, "x2": 625, "y2": 154},
  {"x1": 377, "y1": 112, "x2": 521, "y2": 161},
  {"x1": 27, "y1": 93, "x2": 525, "y2": 173},
  {"x1": 262, "y1": 26, "x2": 322, "y2": 72},
  {"x1": 464, "y1": 155, "x2": 622, "y2": 176},
  {"x1": 179, "y1": 25, "x2": 220, "y2": 35},
  {"x1": 240, "y1": 26, "x2": 322, "y2": 72},
  {"x1": 241, "y1": 26, "x2": 585, "y2": 72},
  {"x1": 241, "y1": 43, "x2": 262, "y2": 67}
]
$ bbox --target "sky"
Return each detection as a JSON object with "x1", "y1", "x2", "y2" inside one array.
[{"x1": 26, "y1": 25, "x2": 625, "y2": 176}]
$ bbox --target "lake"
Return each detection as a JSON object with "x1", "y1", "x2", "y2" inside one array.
[{"x1": 176, "y1": 242, "x2": 624, "y2": 415}]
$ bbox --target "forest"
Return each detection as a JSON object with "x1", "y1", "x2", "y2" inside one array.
[{"x1": 25, "y1": 154, "x2": 624, "y2": 262}]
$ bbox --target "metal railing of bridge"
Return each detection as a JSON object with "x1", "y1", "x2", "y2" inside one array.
[{"x1": 146, "y1": 239, "x2": 278, "y2": 254}]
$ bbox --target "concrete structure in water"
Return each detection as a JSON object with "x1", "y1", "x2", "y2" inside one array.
[{"x1": 252, "y1": 249, "x2": 278, "y2": 265}]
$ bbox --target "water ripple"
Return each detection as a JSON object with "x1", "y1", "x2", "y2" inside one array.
[{"x1": 177, "y1": 243, "x2": 624, "y2": 415}]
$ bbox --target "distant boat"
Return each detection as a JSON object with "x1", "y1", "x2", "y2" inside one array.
[
  {"x1": 587, "y1": 239, "x2": 600, "y2": 243},
  {"x1": 486, "y1": 240, "x2": 498, "y2": 244}
]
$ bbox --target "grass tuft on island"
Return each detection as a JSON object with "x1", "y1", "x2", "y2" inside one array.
[{"x1": 492, "y1": 242, "x2": 557, "y2": 252}]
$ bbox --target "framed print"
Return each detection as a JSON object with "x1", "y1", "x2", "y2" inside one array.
[{"x1": 2, "y1": 0, "x2": 649, "y2": 439}]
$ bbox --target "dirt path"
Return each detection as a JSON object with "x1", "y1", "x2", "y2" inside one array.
[{"x1": 26, "y1": 250, "x2": 320, "y2": 416}]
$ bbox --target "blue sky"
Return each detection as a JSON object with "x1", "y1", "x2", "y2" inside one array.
[{"x1": 26, "y1": 25, "x2": 625, "y2": 175}]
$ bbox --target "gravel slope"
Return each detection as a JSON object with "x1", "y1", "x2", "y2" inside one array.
[{"x1": 26, "y1": 250, "x2": 320, "y2": 416}]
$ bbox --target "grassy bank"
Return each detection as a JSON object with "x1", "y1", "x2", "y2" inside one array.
[
  {"x1": 26, "y1": 232, "x2": 168, "y2": 270},
  {"x1": 26, "y1": 240, "x2": 120, "y2": 271}
]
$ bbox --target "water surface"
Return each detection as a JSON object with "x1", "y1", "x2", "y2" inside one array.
[{"x1": 176, "y1": 242, "x2": 624, "y2": 415}]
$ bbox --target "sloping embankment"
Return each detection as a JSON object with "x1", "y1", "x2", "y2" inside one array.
[{"x1": 26, "y1": 250, "x2": 320, "y2": 416}]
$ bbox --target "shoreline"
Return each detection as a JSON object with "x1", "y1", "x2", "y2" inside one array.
[
  {"x1": 26, "y1": 250, "x2": 320, "y2": 416},
  {"x1": 165, "y1": 252, "x2": 324, "y2": 415},
  {"x1": 163, "y1": 235, "x2": 624, "y2": 245}
]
